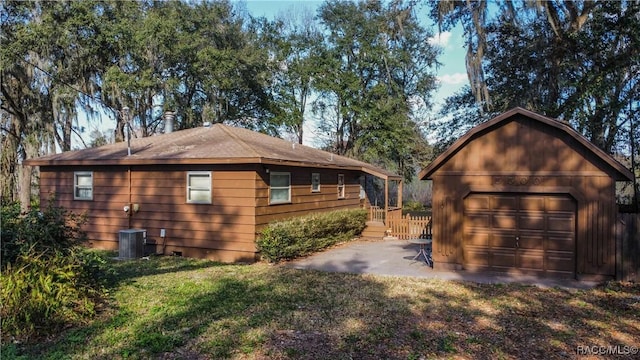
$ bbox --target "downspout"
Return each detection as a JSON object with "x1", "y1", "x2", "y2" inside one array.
[{"x1": 128, "y1": 166, "x2": 132, "y2": 229}]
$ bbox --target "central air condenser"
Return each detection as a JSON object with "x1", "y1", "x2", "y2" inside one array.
[{"x1": 118, "y1": 229, "x2": 146, "y2": 259}]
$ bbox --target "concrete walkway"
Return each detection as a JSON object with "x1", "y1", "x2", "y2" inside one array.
[{"x1": 285, "y1": 237, "x2": 600, "y2": 290}]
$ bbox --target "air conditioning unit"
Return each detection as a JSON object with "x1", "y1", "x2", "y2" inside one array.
[{"x1": 118, "y1": 229, "x2": 146, "y2": 259}]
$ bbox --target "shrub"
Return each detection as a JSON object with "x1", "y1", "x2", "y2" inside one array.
[
  {"x1": 257, "y1": 209, "x2": 367, "y2": 262},
  {"x1": 403, "y1": 200, "x2": 426, "y2": 212},
  {"x1": 0, "y1": 248, "x2": 98, "y2": 339},
  {"x1": 0, "y1": 201, "x2": 106, "y2": 342},
  {"x1": 1, "y1": 201, "x2": 87, "y2": 266}
]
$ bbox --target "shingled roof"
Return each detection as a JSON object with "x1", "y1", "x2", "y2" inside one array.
[{"x1": 26, "y1": 123, "x2": 401, "y2": 180}]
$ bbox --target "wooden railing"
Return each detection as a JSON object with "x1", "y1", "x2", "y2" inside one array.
[
  {"x1": 387, "y1": 214, "x2": 432, "y2": 240},
  {"x1": 368, "y1": 206, "x2": 386, "y2": 223},
  {"x1": 387, "y1": 207, "x2": 402, "y2": 220},
  {"x1": 368, "y1": 206, "x2": 402, "y2": 223}
]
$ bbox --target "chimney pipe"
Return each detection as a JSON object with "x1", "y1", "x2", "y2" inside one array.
[
  {"x1": 164, "y1": 111, "x2": 175, "y2": 133},
  {"x1": 122, "y1": 106, "x2": 131, "y2": 156}
]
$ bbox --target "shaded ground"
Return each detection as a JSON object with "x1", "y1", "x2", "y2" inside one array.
[{"x1": 8, "y1": 253, "x2": 639, "y2": 360}]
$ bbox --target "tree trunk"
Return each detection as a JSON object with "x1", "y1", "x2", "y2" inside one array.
[
  {"x1": 17, "y1": 138, "x2": 40, "y2": 212},
  {"x1": 17, "y1": 163, "x2": 32, "y2": 213}
]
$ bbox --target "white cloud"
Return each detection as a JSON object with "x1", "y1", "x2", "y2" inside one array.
[
  {"x1": 428, "y1": 31, "x2": 452, "y2": 47},
  {"x1": 438, "y1": 73, "x2": 467, "y2": 85}
]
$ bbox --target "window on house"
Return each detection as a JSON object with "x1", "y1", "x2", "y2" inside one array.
[
  {"x1": 338, "y1": 173, "x2": 345, "y2": 199},
  {"x1": 311, "y1": 173, "x2": 321, "y2": 192},
  {"x1": 270, "y1": 172, "x2": 291, "y2": 204},
  {"x1": 187, "y1": 172, "x2": 212, "y2": 204},
  {"x1": 74, "y1": 172, "x2": 93, "y2": 200}
]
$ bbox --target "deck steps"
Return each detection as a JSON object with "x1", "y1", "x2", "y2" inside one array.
[{"x1": 361, "y1": 221, "x2": 388, "y2": 239}]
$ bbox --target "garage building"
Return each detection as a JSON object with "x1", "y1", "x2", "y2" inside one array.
[{"x1": 419, "y1": 108, "x2": 633, "y2": 280}]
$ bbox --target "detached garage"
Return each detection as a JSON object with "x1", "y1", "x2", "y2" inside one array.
[{"x1": 419, "y1": 107, "x2": 633, "y2": 280}]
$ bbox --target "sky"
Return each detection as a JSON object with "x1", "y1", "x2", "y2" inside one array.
[{"x1": 74, "y1": 0, "x2": 468, "y2": 149}]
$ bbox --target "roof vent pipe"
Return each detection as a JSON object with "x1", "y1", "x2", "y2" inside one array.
[{"x1": 164, "y1": 111, "x2": 175, "y2": 134}]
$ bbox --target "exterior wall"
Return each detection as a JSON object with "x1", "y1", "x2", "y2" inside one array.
[
  {"x1": 431, "y1": 116, "x2": 619, "y2": 278},
  {"x1": 40, "y1": 166, "x2": 130, "y2": 245},
  {"x1": 39, "y1": 164, "x2": 365, "y2": 262},
  {"x1": 40, "y1": 164, "x2": 260, "y2": 262},
  {"x1": 255, "y1": 166, "x2": 363, "y2": 230}
]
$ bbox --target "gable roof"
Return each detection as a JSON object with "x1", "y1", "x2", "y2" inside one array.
[
  {"x1": 419, "y1": 107, "x2": 633, "y2": 181},
  {"x1": 26, "y1": 123, "x2": 401, "y2": 180}
]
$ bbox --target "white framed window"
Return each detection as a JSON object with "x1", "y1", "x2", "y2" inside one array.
[
  {"x1": 311, "y1": 173, "x2": 321, "y2": 192},
  {"x1": 74, "y1": 172, "x2": 93, "y2": 200},
  {"x1": 186, "y1": 171, "x2": 212, "y2": 204},
  {"x1": 337, "y1": 173, "x2": 345, "y2": 199},
  {"x1": 270, "y1": 172, "x2": 291, "y2": 204}
]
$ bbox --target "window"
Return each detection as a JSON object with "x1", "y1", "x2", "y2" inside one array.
[
  {"x1": 311, "y1": 173, "x2": 321, "y2": 192},
  {"x1": 337, "y1": 173, "x2": 345, "y2": 199},
  {"x1": 270, "y1": 172, "x2": 291, "y2": 204},
  {"x1": 74, "y1": 172, "x2": 93, "y2": 200},
  {"x1": 187, "y1": 172, "x2": 211, "y2": 204}
]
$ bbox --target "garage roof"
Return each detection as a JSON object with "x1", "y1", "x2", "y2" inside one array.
[
  {"x1": 419, "y1": 107, "x2": 634, "y2": 181},
  {"x1": 26, "y1": 123, "x2": 401, "y2": 180}
]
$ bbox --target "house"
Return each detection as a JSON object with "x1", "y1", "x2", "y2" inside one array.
[
  {"x1": 26, "y1": 123, "x2": 402, "y2": 262},
  {"x1": 419, "y1": 107, "x2": 633, "y2": 280}
]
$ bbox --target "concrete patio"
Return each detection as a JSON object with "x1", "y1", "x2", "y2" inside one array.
[{"x1": 285, "y1": 237, "x2": 601, "y2": 290}]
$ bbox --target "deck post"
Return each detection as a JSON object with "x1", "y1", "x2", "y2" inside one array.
[
  {"x1": 397, "y1": 179, "x2": 403, "y2": 209},
  {"x1": 384, "y1": 178, "x2": 389, "y2": 224}
]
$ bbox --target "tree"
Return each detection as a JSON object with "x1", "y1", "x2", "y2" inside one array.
[
  {"x1": 430, "y1": 0, "x2": 640, "y2": 156},
  {"x1": 1, "y1": 0, "x2": 281, "y2": 206},
  {"x1": 429, "y1": 0, "x2": 492, "y2": 107},
  {"x1": 266, "y1": 7, "x2": 323, "y2": 144},
  {"x1": 313, "y1": 0, "x2": 439, "y2": 179},
  {"x1": 102, "y1": 1, "x2": 277, "y2": 136},
  {"x1": 428, "y1": 85, "x2": 488, "y2": 157},
  {"x1": 88, "y1": 128, "x2": 112, "y2": 148},
  {"x1": 1, "y1": 0, "x2": 137, "y2": 209}
]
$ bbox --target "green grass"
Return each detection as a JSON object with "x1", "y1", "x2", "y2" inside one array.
[{"x1": 5, "y1": 252, "x2": 640, "y2": 359}]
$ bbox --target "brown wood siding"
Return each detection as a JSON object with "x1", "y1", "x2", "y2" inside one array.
[
  {"x1": 429, "y1": 116, "x2": 621, "y2": 278},
  {"x1": 576, "y1": 176, "x2": 616, "y2": 276},
  {"x1": 40, "y1": 163, "x2": 369, "y2": 262},
  {"x1": 431, "y1": 177, "x2": 460, "y2": 269},
  {"x1": 255, "y1": 166, "x2": 362, "y2": 228},
  {"x1": 40, "y1": 168, "x2": 129, "y2": 249},
  {"x1": 439, "y1": 117, "x2": 604, "y2": 175},
  {"x1": 39, "y1": 165, "x2": 260, "y2": 262}
]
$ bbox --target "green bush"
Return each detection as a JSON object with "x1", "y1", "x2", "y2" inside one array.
[
  {"x1": 1, "y1": 201, "x2": 87, "y2": 266},
  {"x1": 256, "y1": 208, "x2": 367, "y2": 262},
  {"x1": 0, "y1": 201, "x2": 106, "y2": 342},
  {"x1": 403, "y1": 200, "x2": 426, "y2": 212},
  {"x1": 1, "y1": 248, "x2": 99, "y2": 339}
]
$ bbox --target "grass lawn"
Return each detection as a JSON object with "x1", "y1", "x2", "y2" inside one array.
[{"x1": 5, "y1": 252, "x2": 639, "y2": 360}]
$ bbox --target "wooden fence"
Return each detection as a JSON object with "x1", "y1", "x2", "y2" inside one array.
[
  {"x1": 618, "y1": 213, "x2": 640, "y2": 281},
  {"x1": 387, "y1": 214, "x2": 432, "y2": 240}
]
